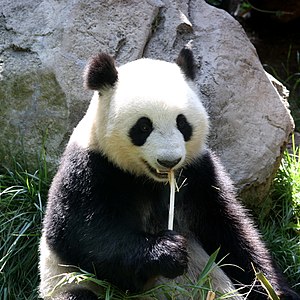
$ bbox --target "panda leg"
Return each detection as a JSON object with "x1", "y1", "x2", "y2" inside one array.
[
  {"x1": 154, "y1": 239, "x2": 244, "y2": 300},
  {"x1": 50, "y1": 287, "x2": 98, "y2": 300}
]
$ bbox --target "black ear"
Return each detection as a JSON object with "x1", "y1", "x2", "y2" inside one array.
[
  {"x1": 83, "y1": 53, "x2": 118, "y2": 90},
  {"x1": 176, "y1": 45, "x2": 196, "y2": 81}
]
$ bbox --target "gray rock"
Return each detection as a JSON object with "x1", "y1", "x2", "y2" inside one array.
[{"x1": 0, "y1": 0, "x2": 294, "y2": 205}]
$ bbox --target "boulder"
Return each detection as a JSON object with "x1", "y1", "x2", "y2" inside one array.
[{"x1": 0, "y1": 0, "x2": 294, "y2": 205}]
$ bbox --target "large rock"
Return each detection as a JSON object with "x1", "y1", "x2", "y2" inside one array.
[{"x1": 0, "y1": 0, "x2": 294, "y2": 205}]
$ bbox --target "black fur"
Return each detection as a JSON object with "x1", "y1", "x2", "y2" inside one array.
[
  {"x1": 43, "y1": 143, "x2": 299, "y2": 299},
  {"x1": 176, "y1": 114, "x2": 193, "y2": 141},
  {"x1": 83, "y1": 53, "x2": 118, "y2": 90},
  {"x1": 176, "y1": 45, "x2": 196, "y2": 80},
  {"x1": 129, "y1": 117, "x2": 153, "y2": 146}
]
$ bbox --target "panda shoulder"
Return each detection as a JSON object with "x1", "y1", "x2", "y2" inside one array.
[{"x1": 189, "y1": 148, "x2": 235, "y2": 190}]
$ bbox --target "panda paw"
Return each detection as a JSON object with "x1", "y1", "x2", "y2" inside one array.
[{"x1": 153, "y1": 230, "x2": 188, "y2": 279}]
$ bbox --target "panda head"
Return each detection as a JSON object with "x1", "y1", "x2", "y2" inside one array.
[{"x1": 82, "y1": 46, "x2": 209, "y2": 182}]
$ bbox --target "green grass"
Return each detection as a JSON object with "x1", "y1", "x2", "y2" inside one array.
[
  {"x1": 0, "y1": 157, "x2": 48, "y2": 300},
  {"x1": 259, "y1": 137, "x2": 300, "y2": 293},
  {"x1": 47, "y1": 248, "x2": 243, "y2": 300},
  {"x1": 1, "y1": 144, "x2": 299, "y2": 299}
]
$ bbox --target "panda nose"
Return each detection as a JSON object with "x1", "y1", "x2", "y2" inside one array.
[{"x1": 157, "y1": 158, "x2": 181, "y2": 169}]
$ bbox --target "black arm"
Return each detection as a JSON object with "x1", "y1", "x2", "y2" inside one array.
[{"x1": 182, "y1": 149, "x2": 298, "y2": 299}]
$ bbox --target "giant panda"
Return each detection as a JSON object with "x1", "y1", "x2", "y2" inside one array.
[{"x1": 39, "y1": 46, "x2": 299, "y2": 300}]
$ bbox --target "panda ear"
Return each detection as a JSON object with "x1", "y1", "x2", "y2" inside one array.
[
  {"x1": 176, "y1": 44, "x2": 196, "y2": 81},
  {"x1": 83, "y1": 53, "x2": 118, "y2": 90}
]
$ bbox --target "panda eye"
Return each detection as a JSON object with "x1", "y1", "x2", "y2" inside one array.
[
  {"x1": 176, "y1": 114, "x2": 193, "y2": 141},
  {"x1": 129, "y1": 117, "x2": 153, "y2": 146},
  {"x1": 177, "y1": 114, "x2": 188, "y2": 129},
  {"x1": 139, "y1": 120, "x2": 152, "y2": 133}
]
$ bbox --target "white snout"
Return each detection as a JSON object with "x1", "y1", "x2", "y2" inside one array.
[{"x1": 144, "y1": 130, "x2": 186, "y2": 174}]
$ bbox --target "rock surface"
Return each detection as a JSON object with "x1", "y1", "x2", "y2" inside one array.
[{"x1": 0, "y1": 0, "x2": 294, "y2": 205}]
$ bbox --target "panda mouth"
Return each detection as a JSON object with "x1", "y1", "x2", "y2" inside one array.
[{"x1": 143, "y1": 160, "x2": 169, "y2": 180}]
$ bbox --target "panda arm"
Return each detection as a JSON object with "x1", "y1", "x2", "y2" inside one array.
[
  {"x1": 183, "y1": 149, "x2": 297, "y2": 298},
  {"x1": 45, "y1": 194, "x2": 187, "y2": 292},
  {"x1": 43, "y1": 145, "x2": 187, "y2": 293}
]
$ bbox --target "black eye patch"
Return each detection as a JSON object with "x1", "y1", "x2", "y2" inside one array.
[
  {"x1": 176, "y1": 114, "x2": 193, "y2": 141},
  {"x1": 129, "y1": 117, "x2": 153, "y2": 146}
]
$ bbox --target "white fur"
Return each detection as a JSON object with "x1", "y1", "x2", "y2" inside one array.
[
  {"x1": 70, "y1": 58, "x2": 209, "y2": 181},
  {"x1": 39, "y1": 233, "x2": 70, "y2": 298},
  {"x1": 39, "y1": 234, "x2": 102, "y2": 298}
]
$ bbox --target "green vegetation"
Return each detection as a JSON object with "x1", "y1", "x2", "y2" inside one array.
[
  {"x1": 0, "y1": 156, "x2": 48, "y2": 300},
  {"x1": 259, "y1": 137, "x2": 300, "y2": 292},
  {"x1": 46, "y1": 248, "x2": 243, "y2": 299}
]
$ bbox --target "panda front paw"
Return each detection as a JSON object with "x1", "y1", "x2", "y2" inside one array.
[{"x1": 153, "y1": 230, "x2": 188, "y2": 279}]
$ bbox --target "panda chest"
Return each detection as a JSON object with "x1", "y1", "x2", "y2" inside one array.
[{"x1": 134, "y1": 186, "x2": 184, "y2": 234}]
